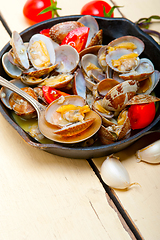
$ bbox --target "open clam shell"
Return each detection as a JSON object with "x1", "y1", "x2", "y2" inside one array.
[
  {"x1": 137, "y1": 70, "x2": 160, "y2": 95},
  {"x1": 10, "y1": 31, "x2": 30, "y2": 70},
  {"x1": 73, "y1": 68, "x2": 86, "y2": 99},
  {"x1": 55, "y1": 45, "x2": 79, "y2": 73},
  {"x1": 45, "y1": 95, "x2": 86, "y2": 127},
  {"x1": 39, "y1": 73, "x2": 73, "y2": 89},
  {"x1": 81, "y1": 53, "x2": 102, "y2": 77},
  {"x1": 2, "y1": 52, "x2": 22, "y2": 79},
  {"x1": 97, "y1": 78, "x2": 120, "y2": 97},
  {"x1": 107, "y1": 35, "x2": 145, "y2": 55},
  {"x1": 0, "y1": 79, "x2": 27, "y2": 109},
  {"x1": 106, "y1": 49, "x2": 140, "y2": 73},
  {"x1": 43, "y1": 95, "x2": 102, "y2": 143},
  {"x1": 119, "y1": 58, "x2": 154, "y2": 81},
  {"x1": 28, "y1": 34, "x2": 56, "y2": 70}
]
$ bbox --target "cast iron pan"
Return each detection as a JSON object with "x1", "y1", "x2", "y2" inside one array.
[{"x1": 0, "y1": 15, "x2": 160, "y2": 159}]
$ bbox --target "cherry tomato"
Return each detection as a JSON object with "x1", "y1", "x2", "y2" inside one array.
[
  {"x1": 61, "y1": 27, "x2": 90, "y2": 53},
  {"x1": 23, "y1": 0, "x2": 61, "y2": 24},
  {"x1": 128, "y1": 102, "x2": 156, "y2": 130},
  {"x1": 42, "y1": 86, "x2": 69, "y2": 104},
  {"x1": 81, "y1": 0, "x2": 115, "y2": 18},
  {"x1": 40, "y1": 29, "x2": 50, "y2": 37}
]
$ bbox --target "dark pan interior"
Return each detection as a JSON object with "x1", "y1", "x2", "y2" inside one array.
[{"x1": 0, "y1": 15, "x2": 160, "y2": 159}]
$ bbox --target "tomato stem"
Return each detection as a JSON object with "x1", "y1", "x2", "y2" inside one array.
[
  {"x1": 103, "y1": 6, "x2": 122, "y2": 18},
  {"x1": 38, "y1": 0, "x2": 62, "y2": 18}
]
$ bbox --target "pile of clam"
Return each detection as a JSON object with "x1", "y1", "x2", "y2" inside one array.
[{"x1": 1, "y1": 15, "x2": 160, "y2": 145}]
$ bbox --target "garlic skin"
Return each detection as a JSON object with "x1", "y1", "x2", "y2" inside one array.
[
  {"x1": 100, "y1": 155, "x2": 131, "y2": 189},
  {"x1": 136, "y1": 139, "x2": 160, "y2": 164}
]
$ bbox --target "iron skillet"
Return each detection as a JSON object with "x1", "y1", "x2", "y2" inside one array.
[{"x1": 0, "y1": 15, "x2": 160, "y2": 159}]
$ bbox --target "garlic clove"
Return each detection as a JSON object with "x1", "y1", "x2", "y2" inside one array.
[
  {"x1": 100, "y1": 155, "x2": 131, "y2": 189},
  {"x1": 136, "y1": 139, "x2": 160, "y2": 164}
]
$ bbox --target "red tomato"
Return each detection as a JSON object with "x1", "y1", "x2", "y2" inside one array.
[
  {"x1": 61, "y1": 27, "x2": 90, "y2": 53},
  {"x1": 128, "y1": 102, "x2": 156, "y2": 130},
  {"x1": 81, "y1": 0, "x2": 114, "y2": 18},
  {"x1": 23, "y1": 0, "x2": 61, "y2": 24},
  {"x1": 40, "y1": 29, "x2": 50, "y2": 37},
  {"x1": 42, "y1": 86, "x2": 69, "y2": 104}
]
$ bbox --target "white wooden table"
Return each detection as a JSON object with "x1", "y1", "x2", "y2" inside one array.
[{"x1": 0, "y1": 0, "x2": 160, "y2": 239}]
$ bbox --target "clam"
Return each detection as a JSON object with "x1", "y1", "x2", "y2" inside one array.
[
  {"x1": 97, "y1": 46, "x2": 108, "y2": 72},
  {"x1": 10, "y1": 31, "x2": 30, "y2": 70},
  {"x1": 137, "y1": 70, "x2": 160, "y2": 95},
  {"x1": 2, "y1": 52, "x2": 22, "y2": 79},
  {"x1": 92, "y1": 99, "x2": 116, "y2": 127},
  {"x1": 49, "y1": 21, "x2": 85, "y2": 44},
  {"x1": 77, "y1": 15, "x2": 100, "y2": 47},
  {"x1": 9, "y1": 87, "x2": 38, "y2": 119},
  {"x1": 72, "y1": 68, "x2": 86, "y2": 99},
  {"x1": 39, "y1": 73, "x2": 73, "y2": 89},
  {"x1": 119, "y1": 58, "x2": 154, "y2": 81},
  {"x1": 28, "y1": 34, "x2": 56, "y2": 70},
  {"x1": 106, "y1": 49, "x2": 140, "y2": 73},
  {"x1": 96, "y1": 78, "x2": 120, "y2": 97},
  {"x1": 126, "y1": 94, "x2": 160, "y2": 105},
  {"x1": 44, "y1": 95, "x2": 102, "y2": 140},
  {"x1": 101, "y1": 80, "x2": 139, "y2": 111},
  {"x1": 98, "y1": 109, "x2": 131, "y2": 144},
  {"x1": 0, "y1": 79, "x2": 38, "y2": 119},
  {"x1": 55, "y1": 45, "x2": 79, "y2": 73},
  {"x1": 107, "y1": 36, "x2": 145, "y2": 55},
  {"x1": 81, "y1": 53, "x2": 102, "y2": 79},
  {"x1": 0, "y1": 79, "x2": 27, "y2": 109},
  {"x1": 20, "y1": 74, "x2": 45, "y2": 86}
]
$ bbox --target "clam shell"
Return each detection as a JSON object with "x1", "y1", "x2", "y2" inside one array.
[
  {"x1": 97, "y1": 46, "x2": 108, "y2": 72},
  {"x1": 73, "y1": 68, "x2": 86, "y2": 99},
  {"x1": 2, "y1": 52, "x2": 22, "y2": 79},
  {"x1": 54, "y1": 118, "x2": 96, "y2": 137},
  {"x1": 10, "y1": 31, "x2": 30, "y2": 70},
  {"x1": 23, "y1": 64, "x2": 58, "y2": 78},
  {"x1": 45, "y1": 95, "x2": 86, "y2": 127},
  {"x1": 107, "y1": 35, "x2": 145, "y2": 55},
  {"x1": 77, "y1": 15, "x2": 99, "y2": 47},
  {"x1": 0, "y1": 79, "x2": 27, "y2": 109},
  {"x1": 49, "y1": 21, "x2": 85, "y2": 44},
  {"x1": 137, "y1": 70, "x2": 160, "y2": 95},
  {"x1": 28, "y1": 34, "x2": 56, "y2": 70},
  {"x1": 55, "y1": 45, "x2": 79, "y2": 73},
  {"x1": 101, "y1": 80, "x2": 139, "y2": 111},
  {"x1": 98, "y1": 125, "x2": 117, "y2": 144},
  {"x1": 92, "y1": 99, "x2": 116, "y2": 127},
  {"x1": 97, "y1": 78, "x2": 120, "y2": 97},
  {"x1": 9, "y1": 87, "x2": 38, "y2": 119},
  {"x1": 80, "y1": 45, "x2": 102, "y2": 59},
  {"x1": 119, "y1": 58, "x2": 154, "y2": 81},
  {"x1": 43, "y1": 95, "x2": 102, "y2": 143},
  {"x1": 106, "y1": 49, "x2": 140, "y2": 73},
  {"x1": 81, "y1": 53, "x2": 101, "y2": 77},
  {"x1": 126, "y1": 94, "x2": 160, "y2": 105},
  {"x1": 39, "y1": 73, "x2": 73, "y2": 89},
  {"x1": 87, "y1": 29, "x2": 103, "y2": 48}
]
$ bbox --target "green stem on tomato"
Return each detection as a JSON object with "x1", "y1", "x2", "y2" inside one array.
[
  {"x1": 38, "y1": 0, "x2": 62, "y2": 18},
  {"x1": 103, "y1": 5, "x2": 123, "y2": 18}
]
